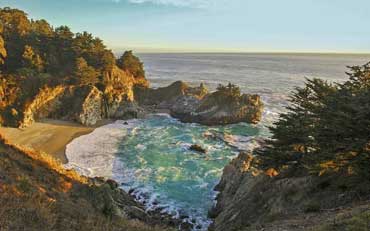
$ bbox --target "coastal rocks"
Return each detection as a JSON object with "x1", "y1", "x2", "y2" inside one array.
[
  {"x1": 189, "y1": 144, "x2": 207, "y2": 154},
  {"x1": 7, "y1": 79, "x2": 264, "y2": 128},
  {"x1": 134, "y1": 81, "x2": 208, "y2": 108},
  {"x1": 136, "y1": 81, "x2": 264, "y2": 125},
  {"x1": 110, "y1": 101, "x2": 146, "y2": 119},
  {"x1": 171, "y1": 92, "x2": 264, "y2": 125},
  {"x1": 85, "y1": 177, "x2": 189, "y2": 229}
]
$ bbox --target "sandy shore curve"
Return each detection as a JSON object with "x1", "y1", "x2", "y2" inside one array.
[{"x1": 0, "y1": 119, "x2": 112, "y2": 163}]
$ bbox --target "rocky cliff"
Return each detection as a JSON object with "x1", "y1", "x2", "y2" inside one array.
[{"x1": 209, "y1": 152, "x2": 370, "y2": 231}]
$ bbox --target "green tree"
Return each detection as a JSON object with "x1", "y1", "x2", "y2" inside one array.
[
  {"x1": 260, "y1": 63, "x2": 370, "y2": 179},
  {"x1": 215, "y1": 83, "x2": 241, "y2": 104},
  {"x1": 117, "y1": 51, "x2": 145, "y2": 78},
  {"x1": 0, "y1": 7, "x2": 31, "y2": 71},
  {"x1": 72, "y1": 57, "x2": 99, "y2": 86},
  {"x1": 22, "y1": 45, "x2": 43, "y2": 72}
]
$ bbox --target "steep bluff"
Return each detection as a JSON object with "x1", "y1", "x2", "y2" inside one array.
[{"x1": 209, "y1": 152, "x2": 370, "y2": 231}]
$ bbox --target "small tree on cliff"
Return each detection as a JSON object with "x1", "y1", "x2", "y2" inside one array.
[
  {"x1": 117, "y1": 51, "x2": 145, "y2": 78},
  {"x1": 215, "y1": 83, "x2": 241, "y2": 105},
  {"x1": 72, "y1": 57, "x2": 99, "y2": 86}
]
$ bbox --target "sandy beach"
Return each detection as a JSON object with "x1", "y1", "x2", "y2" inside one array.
[{"x1": 0, "y1": 119, "x2": 112, "y2": 163}]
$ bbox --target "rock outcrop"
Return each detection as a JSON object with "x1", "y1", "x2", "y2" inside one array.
[
  {"x1": 134, "y1": 81, "x2": 208, "y2": 108},
  {"x1": 136, "y1": 81, "x2": 264, "y2": 125},
  {"x1": 20, "y1": 85, "x2": 104, "y2": 127},
  {"x1": 171, "y1": 92, "x2": 263, "y2": 125}
]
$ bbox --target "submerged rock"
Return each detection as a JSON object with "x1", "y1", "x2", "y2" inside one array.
[{"x1": 189, "y1": 144, "x2": 207, "y2": 154}]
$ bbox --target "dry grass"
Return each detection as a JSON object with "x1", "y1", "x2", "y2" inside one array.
[
  {"x1": 0, "y1": 133, "x2": 173, "y2": 231},
  {"x1": 0, "y1": 133, "x2": 87, "y2": 183}
]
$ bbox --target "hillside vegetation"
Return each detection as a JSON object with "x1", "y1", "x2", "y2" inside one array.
[{"x1": 0, "y1": 7, "x2": 147, "y2": 127}]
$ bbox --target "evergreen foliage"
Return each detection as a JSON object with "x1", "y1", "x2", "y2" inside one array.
[
  {"x1": 260, "y1": 63, "x2": 370, "y2": 179},
  {"x1": 0, "y1": 7, "x2": 146, "y2": 126},
  {"x1": 117, "y1": 50, "x2": 145, "y2": 78},
  {"x1": 0, "y1": 7, "x2": 142, "y2": 86}
]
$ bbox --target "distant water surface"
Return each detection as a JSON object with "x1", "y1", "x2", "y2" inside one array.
[
  {"x1": 138, "y1": 53, "x2": 370, "y2": 124},
  {"x1": 66, "y1": 53, "x2": 370, "y2": 230}
]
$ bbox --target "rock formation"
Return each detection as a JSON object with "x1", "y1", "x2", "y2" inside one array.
[
  {"x1": 170, "y1": 91, "x2": 263, "y2": 125},
  {"x1": 20, "y1": 85, "x2": 104, "y2": 127},
  {"x1": 189, "y1": 144, "x2": 207, "y2": 154},
  {"x1": 136, "y1": 81, "x2": 264, "y2": 125}
]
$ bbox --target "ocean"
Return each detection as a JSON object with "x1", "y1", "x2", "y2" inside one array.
[{"x1": 65, "y1": 53, "x2": 370, "y2": 230}]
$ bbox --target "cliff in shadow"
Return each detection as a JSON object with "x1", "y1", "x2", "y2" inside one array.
[{"x1": 209, "y1": 152, "x2": 370, "y2": 231}]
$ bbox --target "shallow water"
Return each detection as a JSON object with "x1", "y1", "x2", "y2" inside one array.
[{"x1": 66, "y1": 53, "x2": 370, "y2": 230}]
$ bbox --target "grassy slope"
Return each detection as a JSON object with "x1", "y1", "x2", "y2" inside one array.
[{"x1": 0, "y1": 135, "x2": 172, "y2": 231}]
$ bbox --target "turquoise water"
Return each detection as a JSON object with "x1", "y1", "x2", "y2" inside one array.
[
  {"x1": 116, "y1": 115, "x2": 265, "y2": 228},
  {"x1": 66, "y1": 114, "x2": 267, "y2": 230}
]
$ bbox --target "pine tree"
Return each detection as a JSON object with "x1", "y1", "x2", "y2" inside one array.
[{"x1": 117, "y1": 51, "x2": 145, "y2": 78}]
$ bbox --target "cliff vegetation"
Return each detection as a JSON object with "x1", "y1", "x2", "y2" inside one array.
[{"x1": 0, "y1": 7, "x2": 147, "y2": 127}]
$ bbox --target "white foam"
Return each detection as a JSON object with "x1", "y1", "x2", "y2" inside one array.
[{"x1": 64, "y1": 120, "x2": 140, "y2": 178}]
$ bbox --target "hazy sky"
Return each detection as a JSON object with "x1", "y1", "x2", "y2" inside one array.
[{"x1": 2, "y1": 0, "x2": 370, "y2": 53}]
